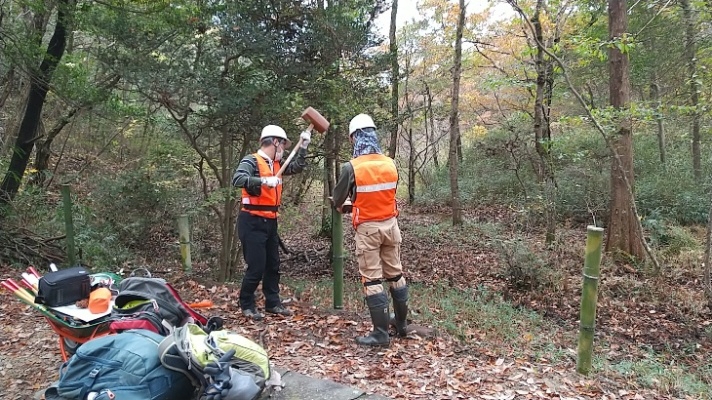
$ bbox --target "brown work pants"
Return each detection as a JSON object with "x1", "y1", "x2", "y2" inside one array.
[{"x1": 354, "y1": 217, "x2": 405, "y2": 295}]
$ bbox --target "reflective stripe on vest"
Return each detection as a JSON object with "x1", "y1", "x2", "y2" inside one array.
[
  {"x1": 241, "y1": 154, "x2": 281, "y2": 219},
  {"x1": 350, "y1": 153, "x2": 398, "y2": 227}
]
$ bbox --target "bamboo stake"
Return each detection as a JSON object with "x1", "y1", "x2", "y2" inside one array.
[
  {"x1": 61, "y1": 184, "x2": 77, "y2": 266},
  {"x1": 331, "y1": 206, "x2": 344, "y2": 309},
  {"x1": 177, "y1": 214, "x2": 192, "y2": 272},
  {"x1": 577, "y1": 225, "x2": 604, "y2": 375}
]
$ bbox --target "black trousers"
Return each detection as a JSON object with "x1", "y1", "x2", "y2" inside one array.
[{"x1": 237, "y1": 211, "x2": 281, "y2": 310}]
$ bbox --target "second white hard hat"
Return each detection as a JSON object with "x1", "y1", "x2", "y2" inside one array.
[
  {"x1": 348, "y1": 114, "x2": 376, "y2": 136},
  {"x1": 260, "y1": 125, "x2": 292, "y2": 148}
]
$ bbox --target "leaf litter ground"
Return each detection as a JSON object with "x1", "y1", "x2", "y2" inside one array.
[{"x1": 0, "y1": 204, "x2": 709, "y2": 399}]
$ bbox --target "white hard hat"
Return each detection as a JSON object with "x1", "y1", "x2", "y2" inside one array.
[
  {"x1": 260, "y1": 125, "x2": 291, "y2": 148},
  {"x1": 349, "y1": 114, "x2": 376, "y2": 136}
]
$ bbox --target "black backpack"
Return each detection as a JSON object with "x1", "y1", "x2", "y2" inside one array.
[{"x1": 109, "y1": 270, "x2": 212, "y2": 335}]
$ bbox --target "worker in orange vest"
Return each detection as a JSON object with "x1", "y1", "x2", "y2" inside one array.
[
  {"x1": 232, "y1": 125, "x2": 311, "y2": 320},
  {"x1": 332, "y1": 114, "x2": 408, "y2": 346}
]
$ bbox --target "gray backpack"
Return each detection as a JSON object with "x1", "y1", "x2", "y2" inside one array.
[{"x1": 158, "y1": 323, "x2": 277, "y2": 400}]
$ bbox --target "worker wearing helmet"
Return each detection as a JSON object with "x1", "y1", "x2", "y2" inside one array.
[
  {"x1": 232, "y1": 125, "x2": 311, "y2": 320},
  {"x1": 332, "y1": 114, "x2": 409, "y2": 346}
]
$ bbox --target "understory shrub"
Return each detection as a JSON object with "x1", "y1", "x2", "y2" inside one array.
[
  {"x1": 494, "y1": 237, "x2": 564, "y2": 292},
  {"x1": 415, "y1": 120, "x2": 711, "y2": 227}
]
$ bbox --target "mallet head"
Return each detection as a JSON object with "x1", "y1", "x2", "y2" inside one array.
[{"x1": 301, "y1": 107, "x2": 330, "y2": 133}]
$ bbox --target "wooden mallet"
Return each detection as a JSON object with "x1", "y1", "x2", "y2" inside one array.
[{"x1": 276, "y1": 107, "x2": 330, "y2": 178}]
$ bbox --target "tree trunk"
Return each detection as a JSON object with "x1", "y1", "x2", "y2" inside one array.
[
  {"x1": 532, "y1": 0, "x2": 557, "y2": 245},
  {"x1": 605, "y1": 0, "x2": 644, "y2": 260},
  {"x1": 30, "y1": 107, "x2": 80, "y2": 187},
  {"x1": 426, "y1": 84, "x2": 439, "y2": 168},
  {"x1": 388, "y1": 0, "x2": 399, "y2": 159},
  {"x1": 704, "y1": 192, "x2": 712, "y2": 308},
  {"x1": 402, "y1": 49, "x2": 415, "y2": 204},
  {"x1": 408, "y1": 126, "x2": 415, "y2": 204},
  {"x1": 218, "y1": 126, "x2": 240, "y2": 282},
  {"x1": 680, "y1": 0, "x2": 701, "y2": 181},
  {"x1": 649, "y1": 80, "x2": 665, "y2": 165},
  {"x1": 0, "y1": 0, "x2": 73, "y2": 206},
  {"x1": 321, "y1": 127, "x2": 336, "y2": 237},
  {"x1": 448, "y1": 0, "x2": 465, "y2": 226}
]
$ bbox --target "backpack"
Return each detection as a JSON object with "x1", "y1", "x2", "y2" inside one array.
[
  {"x1": 49, "y1": 329, "x2": 196, "y2": 400},
  {"x1": 109, "y1": 272, "x2": 211, "y2": 335},
  {"x1": 158, "y1": 323, "x2": 276, "y2": 400}
]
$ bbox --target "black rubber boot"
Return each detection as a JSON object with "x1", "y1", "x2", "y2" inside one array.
[
  {"x1": 356, "y1": 292, "x2": 390, "y2": 347},
  {"x1": 390, "y1": 286, "x2": 409, "y2": 337}
]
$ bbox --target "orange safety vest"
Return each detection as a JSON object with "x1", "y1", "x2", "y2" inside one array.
[
  {"x1": 350, "y1": 153, "x2": 399, "y2": 227},
  {"x1": 241, "y1": 153, "x2": 281, "y2": 219}
]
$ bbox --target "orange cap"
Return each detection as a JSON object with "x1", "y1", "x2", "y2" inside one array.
[{"x1": 89, "y1": 288, "x2": 112, "y2": 314}]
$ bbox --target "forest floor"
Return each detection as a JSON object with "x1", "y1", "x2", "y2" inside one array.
[{"x1": 1, "y1": 203, "x2": 710, "y2": 399}]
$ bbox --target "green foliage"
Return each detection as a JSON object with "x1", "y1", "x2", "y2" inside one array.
[
  {"x1": 416, "y1": 117, "x2": 711, "y2": 227},
  {"x1": 87, "y1": 139, "x2": 197, "y2": 254},
  {"x1": 494, "y1": 237, "x2": 564, "y2": 293},
  {"x1": 642, "y1": 212, "x2": 699, "y2": 256},
  {"x1": 607, "y1": 353, "x2": 712, "y2": 398},
  {"x1": 634, "y1": 132, "x2": 710, "y2": 225}
]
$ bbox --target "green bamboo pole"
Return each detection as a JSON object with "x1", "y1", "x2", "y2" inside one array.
[
  {"x1": 577, "y1": 225, "x2": 604, "y2": 375},
  {"x1": 331, "y1": 207, "x2": 344, "y2": 309},
  {"x1": 177, "y1": 214, "x2": 192, "y2": 272},
  {"x1": 60, "y1": 184, "x2": 77, "y2": 267}
]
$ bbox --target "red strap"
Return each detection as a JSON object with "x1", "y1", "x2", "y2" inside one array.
[{"x1": 109, "y1": 320, "x2": 160, "y2": 335}]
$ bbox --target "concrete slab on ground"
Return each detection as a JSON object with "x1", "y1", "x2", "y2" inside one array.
[
  {"x1": 36, "y1": 366, "x2": 391, "y2": 400},
  {"x1": 265, "y1": 367, "x2": 390, "y2": 400}
]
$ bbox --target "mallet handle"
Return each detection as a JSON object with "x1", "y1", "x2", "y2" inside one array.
[{"x1": 276, "y1": 123, "x2": 312, "y2": 178}]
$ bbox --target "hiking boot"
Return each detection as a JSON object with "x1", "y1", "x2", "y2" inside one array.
[
  {"x1": 242, "y1": 308, "x2": 264, "y2": 321},
  {"x1": 265, "y1": 305, "x2": 293, "y2": 316}
]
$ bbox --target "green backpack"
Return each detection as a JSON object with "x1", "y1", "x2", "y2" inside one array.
[{"x1": 158, "y1": 323, "x2": 276, "y2": 400}]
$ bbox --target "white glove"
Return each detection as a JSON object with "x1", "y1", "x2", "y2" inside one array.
[
  {"x1": 300, "y1": 130, "x2": 311, "y2": 149},
  {"x1": 261, "y1": 176, "x2": 281, "y2": 187}
]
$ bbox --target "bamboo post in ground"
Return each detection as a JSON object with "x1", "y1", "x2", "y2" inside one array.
[
  {"x1": 331, "y1": 206, "x2": 344, "y2": 309},
  {"x1": 177, "y1": 214, "x2": 192, "y2": 272},
  {"x1": 60, "y1": 184, "x2": 77, "y2": 267},
  {"x1": 577, "y1": 225, "x2": 604, "y2": 375}
]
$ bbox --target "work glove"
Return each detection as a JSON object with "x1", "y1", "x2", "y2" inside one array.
[
  {"x1": 300, "y1": 130, "x2": 311, "y2": 149},
  {"x1": 261, "y1": 176, "x2": 281, "y2": 187}
]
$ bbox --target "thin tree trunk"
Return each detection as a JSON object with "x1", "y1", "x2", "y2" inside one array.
[
  {"x1": 532, "y1": 0, "x2": 547, "y2": 182},
  {"x1": 704, "y1": 192, "x2": 712, "y2": 308},
  {"x1": 531, "y1": 0, "x2": 557, "y2": 245},
  {"x1": 0, "y1": 67, "x2": 15, "y2": 111},
  {"x1": 403, "y1": 48, "x2": 415, "y2": 204},
  {"x1": 218, "y1": 127, "x2": 233, "y2": 281},
  {"x1": 680, "y1": 0, "x2": 701, "y2": 181},
  {"x1": 650, "y1": 79, "x2": 665, "y2": 164},
  {"x1": 30, "y1": 107, "x2": 80, "y2": 187},
  {"x1": 388, "y1": 0, "x2": 399, "y2": 159},
  {"x1": 427, "y1": 85, "x2": 439, "y2": 168},
  {"x1": 0, "y1": 0, "x2": 73, "y2": 206},
  {"x1": 422, "y1": 92, "x2": 430, "y2": 173},
  {"x1": 605, "y1": 0, "x2": 645, "y2": 260},
  {"x1": 448, "y1": 0, "x2": 465, "y2": 226},
  {"x1": 408, "y1": 126, "x2": 415, "y2": 204},
  {"x1": 322, "y1": 127, "x2": 335, "y2": 237}
]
